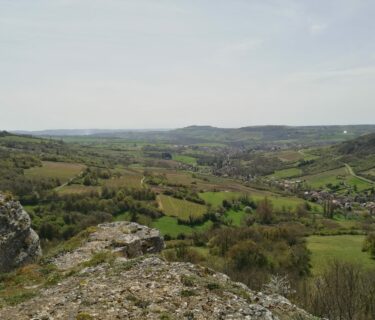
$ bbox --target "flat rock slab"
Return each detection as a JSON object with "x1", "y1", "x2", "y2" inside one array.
[
  {"x1": 52, "y1": 221, "x2": 165, "y2": 270},
  {"x1": 0, "y1": 256, "x2": 315, "y2": 320}
]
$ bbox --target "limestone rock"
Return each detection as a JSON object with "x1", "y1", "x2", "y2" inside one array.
[
  {"x1": 0, "y1": 256, "x2": 316, "y2": 319},
  {"x1": 0, "y1": 194, "x2": 42, "y2": 273},
  {"x1": 0, "y1": 220, "x2": 317, "y2": 319},
  {"x1": 52, "y1": 221, "x2": 165, "y2": 270}
]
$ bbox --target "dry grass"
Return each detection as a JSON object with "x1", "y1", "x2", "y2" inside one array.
[
  {"x1": 57, "y1": 185, "x2": 100, "y2": 195},
  {"x1": 24, "y1": 161, "x2": 85, "y2": 183}
]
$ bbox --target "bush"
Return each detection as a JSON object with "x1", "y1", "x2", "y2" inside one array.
[
  {"x1": 227, "y1": 240, "x2": 268, "y2": 271},
  {"x1": 299, "y1": 260, "x2": 375, "y2": 320},
  {"x1": 363, "y1": 232, "x2": 375, "y2": 258}
]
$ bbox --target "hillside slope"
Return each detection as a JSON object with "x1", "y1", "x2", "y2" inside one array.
[
  {"x1": 337, "y1": 132, "x2": 375, "y2": 155},
  {"x1": 16, "y1": 125, "x2": 375, "y2": 147},
  {"x1": 0, "y1": 220, "x2": 317, "y2": 320}
]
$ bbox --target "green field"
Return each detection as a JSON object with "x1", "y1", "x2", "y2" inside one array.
[
  {"x1": 172, "y1": 154, "x2": 197, "y2": 165},
  {"x1": 164, "y1": 171, "x2": 198, "y2": 185},
  {"x1": 152, "y1": 216, "x2": 212, "y2": 237},
  {"x1": 363, "y1": 167, "x2": 375, "y2": 178},
  {"x1": 275, "y1": 150, "x2": 303, "y2": 162},
  {"x1": 24, "y1": 161, "x2": 85, "y2": 183},
  {"x1": 200, "y1": 191, "x2": 321, "y2": 212},
  {"x1": 269, "y1": 168, "x2": 302, "y2": 179},
  {"x1": 0, "y1": 135, "x2": 43, "y2": 144},
  {"x1": 157, "y1": 195, "x2": 207, "y2": 222},
  {"x1": 302, "y1": 167, "x2": 373, "y2": 191},
  {"x1": 298, "y1": 149, "x2": 320, "y2": 161},
  {"x1": 307, "y1": 235, "x2": 375, "y2": 274},
  {"x1": 199, "y1": 191, "x2": 240, "y2": 207},
  {"x1": 225, "y1": 209, "x2": 247, "y2": 226},
  {"x1": 251, "y1": 194, "x2": 321, "y2": 212},
  {"x1": 103, "y1": 174, "x2": 142, "y2": 189}
]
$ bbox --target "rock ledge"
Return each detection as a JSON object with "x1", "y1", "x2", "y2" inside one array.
[
  {"x1": 0, "y1": 194, "x2": 42, "y2": 273},
  {"x1": 0, "y1": 219, "x2": 316, "y2": 319},
  {"x1": 52, "y1": 221, "x2": 165, "y2": 270}
]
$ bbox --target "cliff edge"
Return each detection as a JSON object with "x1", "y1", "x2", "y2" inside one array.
[
  {"x1": 0, "y1": 194, "x2": 42, "y2": 273},
  {"x1": 0, "y1": 220, "x2": 316, "y2": 319}
]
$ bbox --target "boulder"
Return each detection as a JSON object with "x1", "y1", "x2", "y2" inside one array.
[
  {"x1": 0, "y1": 194, "x2": 42, "y2": 273},
  {"x1": 52, "y1": 221, "x2": 165, "y2": 270}
]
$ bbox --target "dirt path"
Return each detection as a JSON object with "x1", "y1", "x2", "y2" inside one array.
[
  {"x1": 54, "y1": 170, "x2": 85, "y2": 191},
  {"x1": 344, "y1": 163, "x2": 374, "y2": 185},
  {"x1": 156, "y1": 195, "x2": 163, "y2": 211}
]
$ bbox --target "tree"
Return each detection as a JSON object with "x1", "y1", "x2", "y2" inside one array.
[
  {"x1": 323, "y1": 199, "x2": 334, "y2": 219},
  {"x1": 256, "y1": 197, "x2": 273, "y2": 224},
  {"x1": 303, "y1": 260, "x2": 375, "y2": 320},
  {"x1": 227, "y1": 240, "x2": 268, "y2": 271},
  {"x1": 363, "y1": 232, "x2": 375, "y2": 258}
]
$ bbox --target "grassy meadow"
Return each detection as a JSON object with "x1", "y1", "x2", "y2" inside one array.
[
  {"x1": 301, "y1": 166, "x2": 373, "y2": 191},
  {"x1": 200, "y1": 191, "x2": 321, "y2": 212},
  {"x1": 24, "y1": 161, "x2": 85, "y2": 183},
  {"x1": 275, "y1": 150, "x2": 304, "y2": 162},
  {"x1": 102, "y1": 174, "x2": 142, "y2": 189},
  {"x1": 152, "y1": 216, "x2": 212, "y2": 237},
  {"x1": 307, "y1": 235, "x2": 375, "y2": 274},
  {"x1": 172, "y1": 154, "x2": 197, "y2": 165},
  {"x1": 157, "y1": 195, "x2": 207, "y2": 223},
  {"x1": 57, "y1": 185, "x2": 101, "y2": 195},
  {"x1": 363, "y1": 167, "x2": 375, "y2": 178},
  {"x1": 269, "y1": 167, "x2": 302, "y2": 179},
  {"x1": 225, "y1": 209, "x2": 247, "y2": 226}
]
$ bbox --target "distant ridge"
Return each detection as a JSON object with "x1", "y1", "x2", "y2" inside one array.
[
  {"x1": 12, "y1": 128, "x2": 169, "y2": 136},
  {"x1": 10, "y1": 125, "x2": 375, "y2": 147},
  {"x1": 337, "y1": 132, "x2": 375, "y2": 155}
]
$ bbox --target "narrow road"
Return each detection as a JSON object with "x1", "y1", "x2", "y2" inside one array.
[
  {"x1": 344, "y1": 163, "x2": 374, "y2": 185},
  {"x1": 54, "y1": 170, "x2": 85, "y2": 191}
]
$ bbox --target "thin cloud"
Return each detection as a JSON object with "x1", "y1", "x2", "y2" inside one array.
[
  {"x1": 213, "y1": 39, "x2": 264, "y2": 64},
  {"x1": 309, "y1": 23, "x2": 327, "y2": 35},
  {"x1": 286, "y1": 66, "x2": 375, "y2": 83}
]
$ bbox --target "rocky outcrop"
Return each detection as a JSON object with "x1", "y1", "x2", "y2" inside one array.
[
  {"x1": 0, "y1": 256, "x2": 316, "y2": 320},
  {"x1": 52, "y1": 221, "x2": 165, "y2": 270},
  {"x1": 0, "y1": 194, "x2": 42, "y2": 273},
  {"x1": 0, "y1": 221, "x2": 317, "y2": 319}
]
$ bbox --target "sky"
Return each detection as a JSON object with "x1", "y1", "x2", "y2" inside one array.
[{"x1": 1, "y1": 0, "x2": 375, "y2": 130}]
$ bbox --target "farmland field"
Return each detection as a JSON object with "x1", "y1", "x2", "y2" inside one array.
[
  {"x1": 164, "y1": 171, "x2": 198, "y2": 185},
  {"x1": 102, "y1": 174, "x2": 142, "y2": 189},
  {"x1": 275, "y1": 150, "x2": 304, "y2": 162},
  {"x1": 24, "y1": 161, "x2": 85, "y2": 183},
  {"x1": 269, "y1": 168, "x2": 302, "y2": 179},
  {"x1": 172, "y1": 154, "x2": 197, "y2": 165},
  {"x1": 152, "y1": 216, "x2": 212, "y2": 237},
  {"x1": 0, "y1": 135, "x2": 43, "y2": 144},
  {"x1": 157, "y1": 195, "x2": 207, "y2": 222},
  {"x1": 363, "y1": 167, "x2": 375, "y2": 178},
  {"x1": 200, "y1": 191, "x2": 321, "y2": 212},
  {"x1": 298, "y1": 149, "x2": 320, "y2": 161},
  {"x1": 361, "y1": 168, "x2": 375, "y2": 183},
  {"x1": 301, "y1": 166, "x2": 373, "y2": 191},
  {"x1": 225, "y1": 209, "x2": 247, "y2": 226},
  {"x1": 199, "y1": 191, "x2": 240, "y2": 207},
  {"x1": 307, "y1": 235, "x2": 375, "y2": 274}
]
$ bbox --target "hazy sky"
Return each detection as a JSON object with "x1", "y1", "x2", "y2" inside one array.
[{"x1": 1, "y1": 0, "x2": 375, "y2": 130}]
